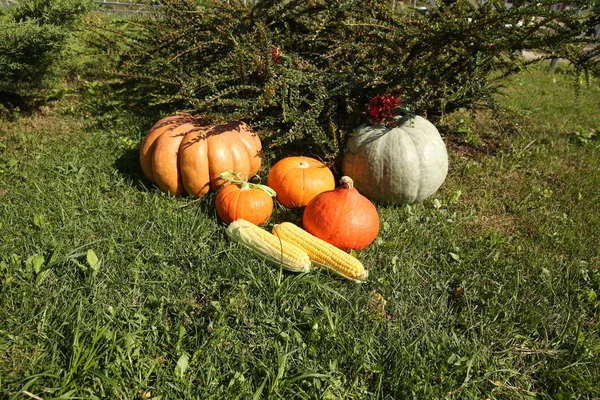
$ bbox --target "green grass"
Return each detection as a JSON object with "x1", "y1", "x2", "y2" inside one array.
[{"x1": 1, "y1": 65, "x2": 599, "y2": 399}]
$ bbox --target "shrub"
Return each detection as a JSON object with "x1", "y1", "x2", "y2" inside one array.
[
  {"x1": 0, "y1": 0, "x2": 96, "y2": 107},
  {"x1": 92, "y1": 0, "x2": 600, "y2": 159}
]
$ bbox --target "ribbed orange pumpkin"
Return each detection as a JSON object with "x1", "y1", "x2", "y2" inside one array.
[
  {"x1": 302, "y1": 176, "x2": 380, "y2": 251},
  {"x1": 139, "y1": 114, "x2": 262, "y2": 197},
  {"x1": 267, "y1": 156, "x2": 335, "y2": 208},
  {"x1": 215, "y1": 182, "x2": 274, "y2": 225}
]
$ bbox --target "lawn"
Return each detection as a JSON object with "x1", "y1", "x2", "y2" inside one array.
[{"x1": 1, "y1": 64, "x2": 599, "y2": 399}]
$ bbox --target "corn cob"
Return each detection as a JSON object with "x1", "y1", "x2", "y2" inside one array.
[
  {"x1": 272, "y1": 222, "x2": 368, "y2": 282},
  {"x1": 226, "y1": 219, "x2": 311, "y2": 273}
]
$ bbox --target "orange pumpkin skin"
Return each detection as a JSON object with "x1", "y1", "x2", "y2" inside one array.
[
  {"x1": 267, "y1": 156, "x2": 335, "y2": 208},
  {"x1": 302, "y1": 176, "x2": 380, "y2": 251},
  {"x1": 140, "y1": 114, "x2": 262, "y2": 197},
  {"x1": 215, "y1": 184, "x2": 274, "y2": 225}
]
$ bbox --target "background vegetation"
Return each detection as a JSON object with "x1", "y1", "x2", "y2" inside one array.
[
  {"x1": 88, "y1": 0, "x2": 600, "y2": 158},
  {"x1": 0, "y1": 0, "x2": 96, "y2": 110}
]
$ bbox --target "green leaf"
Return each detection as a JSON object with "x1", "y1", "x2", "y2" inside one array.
[
  {"x1": 449, "y1": 252, "x2": 460, "y2": 261},
  {"x1": 174, "y1": 352, "x2": 190, "y2": 379},
  {"x1": 587, "y1": 289, "x2": 596, "y2": 302},
  {"x1": 364, "y1": 363, "x2": 384, "y2": 373},
  {"x1": 450, "y1": 190, "x2": 462, "y2": 204},
  {"x1": 577, "y1": 329, "x2": 585, "y2": 344},
  {"x1": 32, "y1": 254, "x2": 44, "y2": 274},
  {"x1": 86, "y1": 249, "x2": 101, "y2": 274},
  {"x1": 33, "y1": 214, "x2": 46, "y2": 228},
  {"x1": 87, "y1": 249, "x2": 98, "y2": 268},
  {"x1": 176, "y1": 325, "x2": 186, "y2": 352}
]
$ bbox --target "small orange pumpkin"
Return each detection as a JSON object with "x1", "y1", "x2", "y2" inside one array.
[
  {"x1": 139, "y1": 114, "x2": 262, "y2": 197},
  {"x1": 302, "y1": 176, "x2": 379, "y2": 251},
  {"x1": 267, "y1": 156, "x2": 335, "y2": 208},
  {"x1": 215, "y1": 173, "x2": 275, "y2": 225}
]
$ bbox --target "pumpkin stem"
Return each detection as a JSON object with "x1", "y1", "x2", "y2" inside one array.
[
  {"x1": 340, "y1": 176, "x2": 354, "y2": 189},
  {"x1": 220, "y1": 171, "x2": 277, "y2": 197},
  {"x1": 240, "y1": 181, "x2": 251, "y2": 190}
]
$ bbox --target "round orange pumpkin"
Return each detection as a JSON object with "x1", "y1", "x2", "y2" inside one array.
[
  {"x1": 267, "y1": 156, "x2": 335, "y2": 208},
  {"x1": 302, "y1": 176, "x2": 380, "y2": 251},
  {"x1": 215, "y1": 181, "x2": 274, "y2": 225},
  {"x1": 139, "y1": 114, "x2": 262, "y2": 197}
]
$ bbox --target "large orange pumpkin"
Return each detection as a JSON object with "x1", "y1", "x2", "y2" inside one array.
[
  {"x1": 215, "y1": 182, "x2": 274, "y2": 225},
  {"x1": 267, "y1": 156, "x2": 335, "y2": 208},
  {"x1": 302, "y1": 176, "x2": 379, "y2": 251},
  {"x1": 139, "y1": 114, "x2": 262, "y2": 197}
]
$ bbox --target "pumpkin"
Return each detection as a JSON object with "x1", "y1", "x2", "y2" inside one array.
[
  {"x1": 302, "y1": 176, "x2": 379, "y2": 251},
  {"x1": 139, "y1": 114, "x2": 262, "y2": 197},
  {"x1": 342, "y1": 115, "x2": 448, "y2": 204},
  {"x1": 215, "y1": 173, "x2": 275, "y2": 225},
  {"x1": 267, "y1": 156, "x2": 335, "y2": 208}
]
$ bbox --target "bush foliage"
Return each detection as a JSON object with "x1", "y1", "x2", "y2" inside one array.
[
  {"x1": 0, "y1": 0, "x2": 95, "y2": 105},
  {"x1": 92, "y1": 0, "x2": 599, "y2": 158}
]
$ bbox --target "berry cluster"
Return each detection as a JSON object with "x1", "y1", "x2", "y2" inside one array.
[
  {"x1": 270, "y1": 47, "x2": 282, "y2": 64},
  {"x1": 367, "y1": 94, "x2": 401, "y2": 125}
]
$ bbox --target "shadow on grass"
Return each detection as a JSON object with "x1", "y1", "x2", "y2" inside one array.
[
  {"x1": 114, "y1": 146, "x2": 155, "y2": 193},
  {"x1": 113, "y1": 146, "x2": 222, "y2": 217},
  {"x1": 0, "y1": 91, "x2": 50, "y2": 120}
]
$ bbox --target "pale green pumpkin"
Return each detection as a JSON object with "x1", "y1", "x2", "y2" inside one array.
[{"x1": 342, "y1": 115, "x2": 448, "y2": 204}]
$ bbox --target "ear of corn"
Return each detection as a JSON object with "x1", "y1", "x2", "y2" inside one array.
[
  {"x1": 272, "y1": 222, "x2": 368, "y2": 282},
  {"x1": 226, "y1": 219, "x2": 311, "y2": 273}
]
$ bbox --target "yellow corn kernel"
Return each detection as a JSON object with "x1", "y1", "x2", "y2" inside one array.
[
  {"x1": 272, "y1": 222, "x2": 368, "y2": 282},
  {"x1": 226, "y1": 219, "x2": 311, "y2": 273}
]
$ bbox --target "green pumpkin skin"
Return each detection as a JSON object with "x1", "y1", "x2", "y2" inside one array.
[{"x1": 342, "y1": 115, "x2": 448, "y2": 204}]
